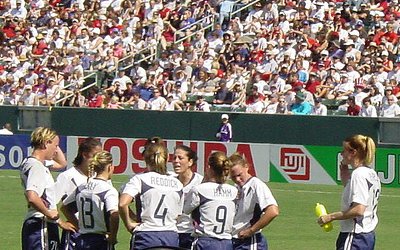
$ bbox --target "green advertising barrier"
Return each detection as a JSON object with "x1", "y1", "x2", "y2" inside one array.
[{"x1": 270, "y1": 145, "x2": 399, "y2": 187}]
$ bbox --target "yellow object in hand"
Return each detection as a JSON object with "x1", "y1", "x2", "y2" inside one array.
[{"x1": 315, "y1": 203, "x2": 333, "y2": 232}]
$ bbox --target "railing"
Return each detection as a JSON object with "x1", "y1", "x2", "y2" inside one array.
[
  {"x1": 173, "y1": 13, "x2": 216, "y2": 44},
  {"x1": 54, "y1": 71, "x2": 98, "y2": 106},
  {"x1": 115, "y1": 46, "x2": 156, "y2": 74},
  {"x1": 229, "y1": 0, "x2": 260, "y2": 20},
  {"x1": 109, "y1": 0, "x2": 260, "y2": 79}
]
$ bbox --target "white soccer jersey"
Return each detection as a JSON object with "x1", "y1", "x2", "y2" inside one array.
[
  {"x1": 232, "y1": 177, "x2": 278, "y2": 238},
  {"x1": 177, "y1": 173, "x2": 204, "y2": 233},
  {"x1": 340, "y1": 166, "x2": 381, "y2": 234},
  {"x1": 121, "y1": 172, "x2": 184, "y2": 232},
  {"x1": 63, "y1": 178, "x2": 119, "y2": 235},
  {"x1": 184, "y1": 182, "x2": 238, "y2": 239},
  {"x1": 52, "y1": 167, "x2": 89, "y2": 203},
  {"x1": 20, "y1": 157, "x2": 56, "y2": 219}
]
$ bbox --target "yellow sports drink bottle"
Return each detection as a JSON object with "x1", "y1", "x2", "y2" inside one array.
[{"x1": 315, "y1": 203, "x2": 333, "y2": 232}]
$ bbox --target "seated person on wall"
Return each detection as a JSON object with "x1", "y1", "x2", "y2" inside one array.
[
  {"x1": 288, "y1": 91, "x2": 312, "y2": 115},
  {"x1": 213, "y1": 80, "x2": 233, "y2": 105}
]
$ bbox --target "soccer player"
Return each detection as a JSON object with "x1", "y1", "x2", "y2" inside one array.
[
  {"x1": 52, "y1": 137, "x2": 102, "y2": 249},
  {"x1": 61, "y1": 151, "x2": 120, "y2": 250},
  {"x1": 183, "y1": 151, "x2": 238, "y2": 249},
  {"x1": 229, "y1": 153, "x2": 279, "y2": 250},
  {"x1": 20, "y1": 127, "x2": 74, "y2": 249},
  {"x1": 119, "y1": 140, "x2": 184, "y2": 249},
  {"x1": 318, "y1": 135, "x2": 381, "y2": 250},
  {"x1": 172, "y1": 145, "x2": 203, "y2": 248}
]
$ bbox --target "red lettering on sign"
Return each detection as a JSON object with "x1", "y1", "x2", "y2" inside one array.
[
  {"x1": 203, "y1": 143, "x2": 227, "y2": 173},
  {"x1": 280, "y1": 147, "x2": 310, "y2": 180},
  {"x1": 236, "y1": 144, "x2": 256, "y2": 176},
  {"x1": 131, "y1": 139, "x2": 147, "y2": 174},
  {"x1": 103, "y1": 139, "x2": 127, "y2": 174}
]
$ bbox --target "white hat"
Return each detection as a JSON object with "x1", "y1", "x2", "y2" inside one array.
[
  {"x1": 321, "y1": 50, "x2": 329, "y2": 56},
  {"x1": 344, "y1": 40, "x2": 354, "y2": 46},
  {"x1": 92, "y1": 28, "x2": 100, "y2": 34},
  {"x1": 221, "y1": 114, "x2": 229, "y2": 120},
  {"x1": 349, "y1": 30, "x2": 359, "y2": 36},
  {"x1": 382, "y1": 50, "x2": 389, "y2": 56}
]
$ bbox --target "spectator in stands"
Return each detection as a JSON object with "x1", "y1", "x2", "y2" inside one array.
[
  {"x1": 87, "y1": 86, "x2": 103, "y2": 108},
  {"x1": 347, "y1": 96, "x2": 361, "y2": 116},
  {"x1": 264, "y1": 93, "x2": 280, "y2": 114},
  {"x1": 195, "y1": 95, "x2": 210, "y2": 112},
  {"x1": 0, "y1": 122, "x2": 13, "y2": 135},
  {"x1": 148, "y1": 88, "x2": 167, "y2": 110},
  {"x1": 131, "y1": 92, "x2": 148, "y2": 110},
  {"x1": 289, "y1": 91, "x2": 312, "y2": 115},
  {"x1": 360, "y1": 96, "x2": 378, "y2": 117},
  {"x1": 312, "y1": 97, "x2": 328, "y2": 116},
  {"x1": 380, "y1": 94, "x2": 400, "y2": 117}
]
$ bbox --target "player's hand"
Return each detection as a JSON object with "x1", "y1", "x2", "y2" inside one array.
[
  {"x1": 106, "y1": 234, "x2": 118, "y2": 245},
  {"x1": 46, "y1": 209, "x2": 59, "y2": 220},
  {"x1": 238, "y1": 227, "x2": 255, "y2": 239},
  {"x1": 127, "y1": 222, "x2": 141, "y2": 233},
  {"x1": 58, "y1": 220, "x2": 78, "y2": 233},
  {"x1": 317, "y1": 214, "x2": 332, "y2": 226}
]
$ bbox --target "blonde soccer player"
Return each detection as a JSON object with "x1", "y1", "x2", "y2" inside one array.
[{"x1": 61, "y1": 151, "x2": 119, "y2": 250}]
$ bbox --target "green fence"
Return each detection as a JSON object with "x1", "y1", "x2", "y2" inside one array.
[{"x1": 0, "y1": 106, "x2": 384, "y2": 147}]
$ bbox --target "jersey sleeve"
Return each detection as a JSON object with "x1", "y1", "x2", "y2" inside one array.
[
  {"x1": 26, "y1": 165, "x2": 47, "y2": 196},
  {"x1": 62, "y1": 188, "x2": 77, "y2": 206},
  {"x1": 121, "y1": 175, "x2": 142, "y2": 197},
  {"x1": 183, "y1": 187, "x2": 200, "y2": 214},
  {"x1": 105, "y1": 188, "x2": 119, "y2": 212},
  {"x1": 349, "y1": 171, "x2": 369, "y2": 206},
  {"x1": 255, "y1": 180, "x2": 278, "y2": 211}
]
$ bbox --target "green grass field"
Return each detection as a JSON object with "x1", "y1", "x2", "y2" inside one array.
[{"x1": 1, "y1": 169, "x2": 398, "y2": 249}]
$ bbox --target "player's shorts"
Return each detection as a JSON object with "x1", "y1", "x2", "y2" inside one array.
[
  {"x1": 76, "y1": 233, "x2": 114, "y2": 250},
  {"x1": 22, "y1": 217, "x2": 60, "y2": 250},
  {"x1": 336, "y1": 231, "x2": 375, "y2": 250},
  {"x1": 60, "y1": 229, "x2": 80, "y2": 250},
  {"x1": 130, "y1": 231, "x2": 179, "y2": 250},
  {"x1": 192, "y1": 237, "x2": 232, "y2": 250},
  {"x1": 232, "y1": 233, "x2": 268, "y2": 250},
  {"x1": 178, "y1": 233, "x2": 194, "y2": 249}
]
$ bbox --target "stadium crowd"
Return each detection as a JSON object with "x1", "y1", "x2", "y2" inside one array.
[{"x1": 0, "y1": 0, "x2": 400, "y2": 117}]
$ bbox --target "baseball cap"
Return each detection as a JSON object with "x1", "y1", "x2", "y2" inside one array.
[
  {"x1": 221, "y1": 114, "x2": 229, "y2": 120},
  {"x1": 295, "y1": 91, "x2": 306, "y2": 101}
]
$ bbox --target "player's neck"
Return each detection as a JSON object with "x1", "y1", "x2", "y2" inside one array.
[
  {"x1": 76, "y1": 164, "x2": 89, "y2": 176},
  {"x1": 31, "y1": 150, "x2": 47, "y2": 164},
  {"x1": 179, "y1": 170, "x2": 193, "y2": 186}
]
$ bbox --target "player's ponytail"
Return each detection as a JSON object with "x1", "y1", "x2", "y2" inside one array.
[
  {"x1": 344, "y1": 134, "x2": 376, "y2": 167},
  {"x1": 208, "y1": 151, "x2": 231, "y2": 184},
  {"x1": 143, "y1": 142, "x2": 168, "y2": 175},
  {"x1": 88, "y1": 151, "x2": 113, "y2": 182}
]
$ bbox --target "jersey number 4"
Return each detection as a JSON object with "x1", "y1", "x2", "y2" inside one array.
[{"x1": 154, "y1": 194, "x2": 168, "y2": 226}]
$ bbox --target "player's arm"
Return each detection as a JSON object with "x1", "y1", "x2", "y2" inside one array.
[
  {"x1": 119, "y1": 193, "x2": 139, "y2": 232},
  {"x1": 26, "y1": 190, "x2": 59, "y2": 220},
  {"x1": 318, "y1": 202, "x2": 366, "y2": 225},
  {"x1": 60, "y1": 202, "x2": 79, "y2": 228},
  {"x1": 238, "y1": 204, "x2": 279, "y2": 239},
  {"x1": 48, "y1": 147, "x2": 68, "y2": 171},
  {"x1": 107, "y1": 209, "x2": 120, "y2": 245}
]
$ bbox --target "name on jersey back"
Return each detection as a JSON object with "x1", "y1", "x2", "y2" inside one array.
[
  {"x1": 151, "y1": 176, "x2": 179, "y2": 189},
  {"x1": 214, "y1": 186, "x2": 234, "y2": 198}
]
